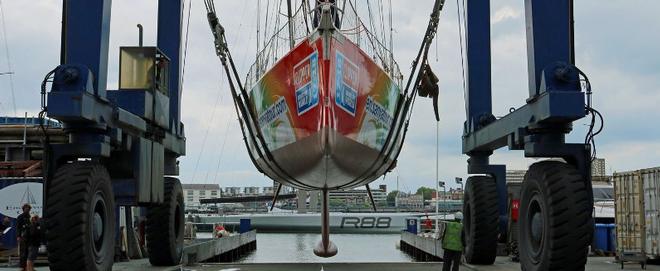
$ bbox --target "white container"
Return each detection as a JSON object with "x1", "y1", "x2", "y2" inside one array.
[
  {"x1": 642, "y1": 168, "x2": 660, "y2": 257},
  {"x1": 614, "y1": 167, "x2": 660, "y2": 259}
]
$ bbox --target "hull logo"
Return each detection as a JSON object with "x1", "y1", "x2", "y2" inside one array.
[
  {"x1": 294, "y1": 51, "x2": 319, "y2": 115},
  {"x1": 335, "y1": 52, "x2": 358, "y2": 116},
  {"x1": 340, "y1": 216, "x2": 392, "y2": 228}
]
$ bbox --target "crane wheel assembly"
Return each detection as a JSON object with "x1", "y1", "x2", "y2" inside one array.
[
  {"x1": 463, "y1": 176, "x2": 499, "y2": 265},
  {"x1": 45, "y1": 162, "x2": 116, "y2": 271},
  {"x1": 146, "y1": 177, "x2": 185, "y2": 266},
  {"x1": 518, "y1": 161, "x2": 592, "y2": 271}
]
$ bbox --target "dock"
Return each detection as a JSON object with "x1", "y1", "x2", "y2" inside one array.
[
  {"x1": 0, "y1": 230, "x2": 256, "y2": 270},
  {"x1": 117, "y1": 258, "x2": 660, "y2": 271},
  {"x1": 182, "y1": 230, "x2": 256, "y2": 264},
  {"x1": 399, "y1": 231, "x2": 444, "y2": 261},
  {"x1": 1, "y1": 257, "x2": 657, "y2": 271},
  {"x1": 398, "y1": 230, "x2": 658, "y2": 271}
]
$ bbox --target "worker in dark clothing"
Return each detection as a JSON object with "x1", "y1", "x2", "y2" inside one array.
[
  {"x1": 0, "y1": 216, "x2": 9, "y2": 232},
  {"x1": 16, "y1": 204, "x2": 32, "y2": 271},
  {"x1": 0, "y1": 216, "x2": 11, "y2": 249},
  {"x1": 441, "y1": 212, "x2": 464, "y2": 271},
  {"x1": 26, "y1": 215, "x2": 43, "y2": 271}
]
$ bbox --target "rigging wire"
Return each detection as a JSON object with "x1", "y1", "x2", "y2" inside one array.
[
  {"x1": 263, "y1": 0, "x2": 271, "y2": 51},
  {"x1": 388, "y1": 0, "x2": 393, "y2": 73},
  {"x1": 345, "y1": 1, "x2": 394, "y2": 77},
  {"x1": 366, "y1": 0, "x2": 378, "y2": 47},
  {"x1": 455, "y1": 0, "x2": 468, "y2": 116},
  {"x1": 0, "y1": 0, "x2": 16, "y2": 116},
  {"x1": 210, "y1": 1, "x2": 253, "y2": 184},
  {"x1": 192, "y1": 0, "x2": 248, "y2": 184},
  {"x1": 191, "y1": 78, "x2": 225, "y2": 184},
  {"x1": 302, "y1": 0, "x2": 311, "y2": 34},
  {"x1": 377, "y1": 0, "x2": 387, "y2": 62},
  {"x1": 257, "y1": 0, "x2": 261, "y2": 74},
  {"x1": 180, "y1": 0, "x2": 193, "y2": 91}
]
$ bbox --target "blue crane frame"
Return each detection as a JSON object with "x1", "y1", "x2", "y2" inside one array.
[
  {"x1": 45, "y1": 0, "x2": 186, "y2": 206},
  {"x1": 463, "y1": 0, "x2": 592, "y2": 236}
]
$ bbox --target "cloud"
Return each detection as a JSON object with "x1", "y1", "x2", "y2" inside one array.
[
  {"x1": 493, "y1": 6, "x2": 521, "y2": 24},
  {"x1": 1, "y1": 0, "x2": 658, "y2": 192}
]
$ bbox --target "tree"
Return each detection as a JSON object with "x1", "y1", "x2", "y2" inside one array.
[
  {"x1": 416, "y1": 186, "x2": 437, "y2": 201},
  {"x1": 386, "y1": 190, "x2": 400, "y2": 205}
]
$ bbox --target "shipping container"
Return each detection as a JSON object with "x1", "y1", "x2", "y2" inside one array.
[
  {"x1": 614, "y1": 167, "x2": 660, "y2": 260},
  {"x1": 642, "y1": 168, "x2": 660, "y2": 257}
]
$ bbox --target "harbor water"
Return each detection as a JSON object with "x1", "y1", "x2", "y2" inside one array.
[{"x1": 231, "y1": 233, "x2": 414, "y2": 263}]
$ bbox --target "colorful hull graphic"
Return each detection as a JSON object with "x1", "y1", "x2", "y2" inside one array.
[{"x1": 248, "y1": 32, "x2": 403, "y2": 190}]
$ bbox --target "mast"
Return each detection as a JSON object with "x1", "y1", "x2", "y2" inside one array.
[
  {"x1": 286, "y1": 0, "x2": 295, "y2": 49},
  {"x1": 256, "y1": 0, "x2": 261, "y2": 76},
  {"x1": 388, "y1": 0, "x2": 394, "y2": 78},
  {"x1": 395, "y1": 175, "x2": 399, "y2": 212}
]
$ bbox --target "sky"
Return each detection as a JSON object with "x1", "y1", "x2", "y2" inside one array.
[{"x1": 0, "y1": 0, "x2": 658, "y2": 193}]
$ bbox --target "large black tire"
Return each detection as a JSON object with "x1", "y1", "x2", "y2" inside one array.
[
  {"x1": 463, "y1": 176, "x2": 499, "y2": 265},
  {"x1": 519, "y1": 161, "x2": 592, "y2": 271},
  {"x1": 45, "y1": 162, "x2": 116, "y2": 271},
  {"x1": 146, "y1": 177, "x2": 184, "y2": 266}
]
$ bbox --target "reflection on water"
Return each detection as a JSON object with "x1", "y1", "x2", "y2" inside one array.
[{"x1": 238, "y1": 233, "x2": 413, "y2": 263}]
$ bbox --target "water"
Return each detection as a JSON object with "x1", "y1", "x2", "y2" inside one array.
[{"x1": 238, "y1": 233, "x2": 413, "y2": 263}]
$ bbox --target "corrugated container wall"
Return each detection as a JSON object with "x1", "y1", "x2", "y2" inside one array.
[
  {"x1": 643, "y1": 168, "x2": 660, "y2": 257},
  {"x1": 614, "y1": 167, "x2": 660, "y2": 260},
  {"x1": 614, "y1": 170, "x2": 645, "y2": 255}
]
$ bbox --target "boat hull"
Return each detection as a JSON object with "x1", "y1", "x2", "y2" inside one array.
[
  {"x1": 199, "y1": 212, "x2": 418, "y2": 234},
  {"x1": 247, "y1": 31, "x2": 403, "y2": 190}
]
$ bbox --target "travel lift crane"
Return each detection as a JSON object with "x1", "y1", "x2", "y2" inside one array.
[
  {"x1": 41, "y1": 1, "x2": 186, "y2": 270},
  {"x1": 204, "y1": 0, "x2": 447, "y2": 257},
  {"x1": 461, "y1": 0, "x2": 598, "y2": 270}
]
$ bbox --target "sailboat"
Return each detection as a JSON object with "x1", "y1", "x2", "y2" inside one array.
[{"x1": 205, "y1": 0, "x2": 445, "y2": 257}]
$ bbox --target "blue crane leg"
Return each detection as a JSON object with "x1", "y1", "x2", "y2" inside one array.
[
  {"x1": 464, "y1": 0, "x2": 492, "y2": 134},
  {"x1": 525, "y1": 0, "x2": 576, "y2": 97},
  {"x1": 61, "y1": 0, "x2": 111, "y2": 98},
  {"x1": 157, "y1": 0, "x2": 183, "y2": 135}
]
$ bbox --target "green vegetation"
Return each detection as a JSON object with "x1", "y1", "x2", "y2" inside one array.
[
  {"x1": 416, "y1": 186, "x2": 437, "y2": 201},
  {"x1": 386, "y1": 190, "x2": 400, "y2": 205}
]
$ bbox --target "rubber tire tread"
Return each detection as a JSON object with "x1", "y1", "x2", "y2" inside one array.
[
  {"x1": 45, "y1": 162, "x2": 115, "y2": 271},
  {"x1": 463, "y1": 175, "x2": 499, "y2": 265},
  {"x1": 146, "y1": 177, "x2": 184, "y2": 266},
  {"x1": 519, "y1": 161, "x2": 593, "y2": 271}
]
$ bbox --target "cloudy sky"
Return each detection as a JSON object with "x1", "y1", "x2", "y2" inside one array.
[{"x1": 0, "y1": 1, "x2": 658, "y2": 193}]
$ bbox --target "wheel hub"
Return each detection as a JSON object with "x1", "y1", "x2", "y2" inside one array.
[
  {"x1": 531, "y1": 212, "x2": 543, "y2": 243},
  {"x1": 93, "y1": 212, "x2": 103, "y2": 242},
  {"x1": 92, "y1": 193, "x2": 107, "y2": 253},
  {"x1": 526, "y1": 195, "x2": 545, "y2": 261}
]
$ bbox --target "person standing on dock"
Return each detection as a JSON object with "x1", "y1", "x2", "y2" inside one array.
[
  {"x1": 0, "y1": 216, "x2": 11, "y2": 249},
  {"x1": 440, "y1": 212, "x2": 464, "y2": 271},
  {"x1": 423, "y1": 214, "x2": 433, "y2": 232},
  {"x1": 16, "y1": 204, "x2": 32, "y2": 271},
  {"x1": 25, "y1": 215, "x2": 43, "y2": 271}
]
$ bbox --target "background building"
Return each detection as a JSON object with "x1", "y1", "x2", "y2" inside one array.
[
  {"x1": 182, "y1": 184, "x2": 221, "y2": 209},
  {"x1": 329, "y1": 185, "x2": 387, "y2": 206},
  {"x1": 397, "y1": 194, "x2": 424, "y2": 209},
  {"x1": 223, "y1": 187, "x2": 241, "y2": 196},
  {"x1": 243, "y1": 186, "x2": 260, "y2": 196},
  {"x1": 506, "y1": 170, "x2": 527, "y2": 183},
  {"x1": 592, "y1": 158, "x2": 606, "y2": 177},
  {"x1": 262, "y1": 186, "x2": 274, "y2": 195}
]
